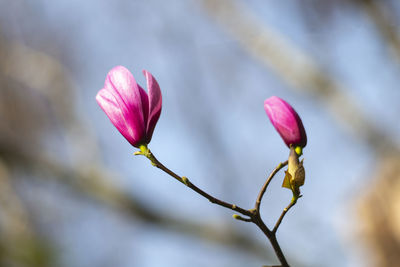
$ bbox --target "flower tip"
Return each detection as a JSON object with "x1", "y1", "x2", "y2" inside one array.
[
  {"x1": 264, "y1": 95, "x2": 279, "y2": 103},
  {"x1": 112, "y1": 65, "x2": 128, "y2": 71},
  {"x1": 264, "y1": 96, "x2": 307, "y2": 148},
  {"x1": 95, "y1": 89, "x2": 103, "y2": 103},
  {"x1": 142, "y1": 69, "x2": 149, "y2": 77},
  {"x1": 107, "y1": 65, "x2": 129, "y2": 78}
]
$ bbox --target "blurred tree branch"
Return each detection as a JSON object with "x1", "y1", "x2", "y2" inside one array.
[
  {"x1": 0, "y1": 160, "x2": 53, "y2": 267},
  {"x1": 0, "y1": 33, "x2": 283, "y2": 265},
  {"x1": 202, "y1": 0, "x2": 399, "y2": 155},
  {"x1": 201, "y1": 1, "x2": 400, "y2": 266},
  {"x1": 2, "y1": 1, "x2": 399, "y2": 265},
  {"x1": 0, "y1": 134, "x2": 282, "y2": 263},
  {"x1": 356, "y1": 0, "x2": 400, "y2": 63},
  {"x1": 356, "y1": 155, "x2": 400, "y2": 266}
]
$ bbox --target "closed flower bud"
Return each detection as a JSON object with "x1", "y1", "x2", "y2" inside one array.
[
  {"x1": 282, "y1": 146, "x2": 305, "y2": 197},
  {"x1": 96, "y1": 66, "x2": 162, "y2": 148},
  {"x1": 264, "y1": 96, "x2": 307, "y2": 148}
]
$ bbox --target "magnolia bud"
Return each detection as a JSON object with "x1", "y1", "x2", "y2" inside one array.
[
  {"x1": 264, "y1": 96, "x2": 307, "y2": 149},
  {"x1": 282, "y1": 146, "x2": 305, "y2": 197}
]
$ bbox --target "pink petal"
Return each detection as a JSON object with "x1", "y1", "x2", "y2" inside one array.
[
  {"x1": 96, "y1": 88, "x2": 138, "y2": 146},
  {"x1": 103, "y1": 66, "x2": 146, "y2": 145},
  {"x1": 143, "y1": 70, "x2": 162, "y2": 143},
  {"x1": 138, "y1": 84, "x2": 149, "y2": 130},
  {"x1": 264, "y1": 96, "x2": 307, "y2": 148}
]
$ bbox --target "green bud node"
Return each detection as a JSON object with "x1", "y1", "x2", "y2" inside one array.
[
  {"x1": 182, "y1": 176, "x2": 190, "y2": 186},
  {"x1": 295, "y1": 146, "x2": 302, "y2": 156}
]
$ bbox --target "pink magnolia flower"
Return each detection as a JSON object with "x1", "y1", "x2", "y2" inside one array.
[
  {"x1": 96, "y1": 66, "x2": 162, "y2": 148},
  {"x1": 264, "y1": 96, "x2": 307, "y2": 148}
]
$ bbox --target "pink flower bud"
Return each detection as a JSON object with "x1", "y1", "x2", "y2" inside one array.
[
  {"x1": 96, "y1": 66, "x2": 162, "y2": 148},
  {"x1": 264, "y1": 96, "x2": 307, "y2": 148}
]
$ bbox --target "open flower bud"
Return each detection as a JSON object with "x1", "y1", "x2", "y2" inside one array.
[
  {"x1": 96, "y1": 66, "x2": 162, "y2": 148},
  {"x1": 264, "y1": 96, "x2": 307, "y2": 148}
]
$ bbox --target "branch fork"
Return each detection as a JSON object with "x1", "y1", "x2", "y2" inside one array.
[{"x1": 136, "y1": 144, "x2": 301, "y2": 267}]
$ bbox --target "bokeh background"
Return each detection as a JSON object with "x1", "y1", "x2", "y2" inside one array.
[{"x1": 1, "y1": 0, "x2": 400, "y2": 266}]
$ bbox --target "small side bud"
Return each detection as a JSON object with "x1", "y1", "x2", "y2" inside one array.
[
  {"x1": 233, "y1": 214, "x2": 241, "y2": 220},
  {"x1": 295, "y1": 146, "x2": 302, "y2": 156},
  {"x1": 232, "y1": 214, "x2": 251, "y2": 222},
  {"x1": 182, "y1": 176, "x2": 190, "y2": 186},
  {"x1": 283, "y1": 146, "x2": 306, "y2": 197}
]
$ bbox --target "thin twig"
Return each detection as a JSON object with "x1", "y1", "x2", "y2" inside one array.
[
  {"x1": 140, "y1": 147, "x2": 292, "y2": 267},
  {"x1": 255, "y1": 161, "x2": 288, "y2": 213},
  {"x1": 143, "y1": 148, "x2": 252, "y2": 217},
  {"x1": 273, "y1": 197, "x2": 297, "y2": 234},
  {"x1": 252, "y1": 160, "x2": 290, "y2": 266},
  {"x1": 252, "y1": 215, "x2": 289, "y2": 267}
]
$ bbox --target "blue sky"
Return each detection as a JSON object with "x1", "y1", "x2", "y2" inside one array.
[{"x1": 2, "y1": 1, "x2": 399, "y2": 266}]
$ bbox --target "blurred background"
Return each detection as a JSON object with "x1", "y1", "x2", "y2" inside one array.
[{"x1": 0, "y1": 0, "x2": 399, "y2": 266}]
